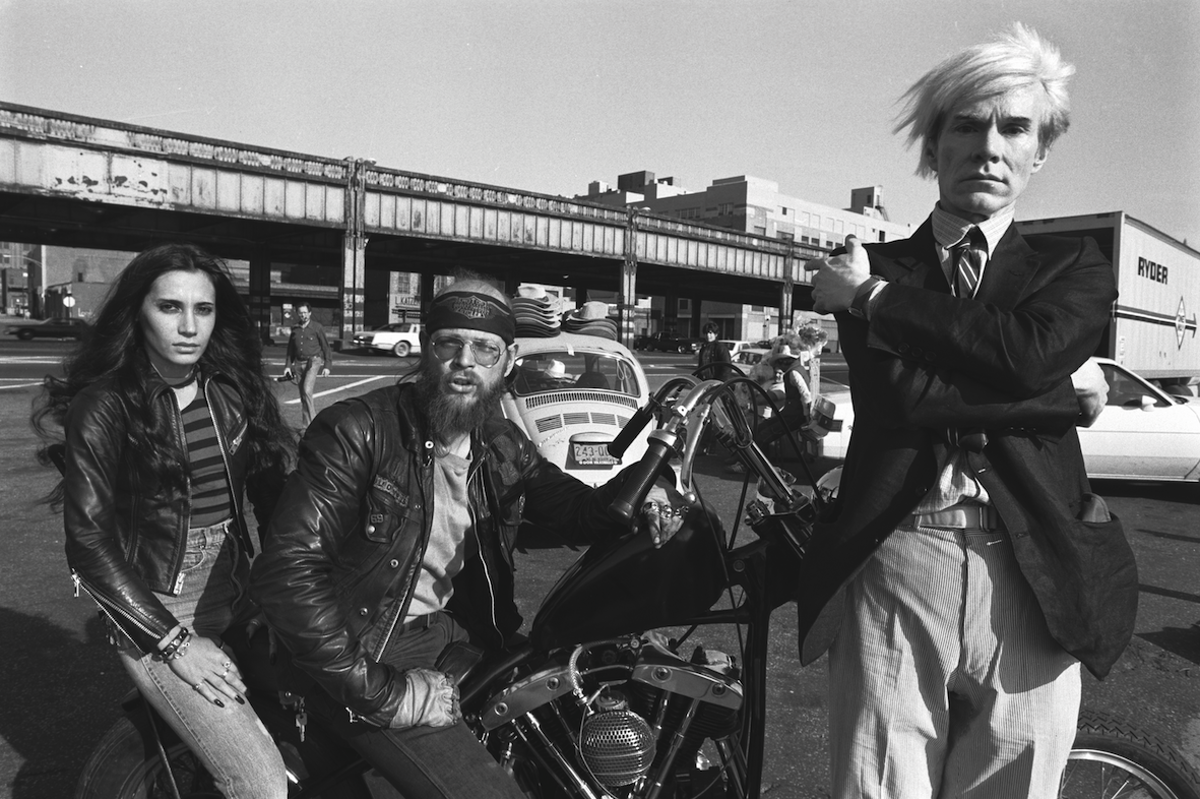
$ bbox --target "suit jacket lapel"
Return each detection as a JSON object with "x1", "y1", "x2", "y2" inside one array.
[
  {"x1": 975, "y1": 225, "x2": 1038, "y2": 309},
  {"x1": 878, "y1": 218, "x2": 951, "y2": 294}
]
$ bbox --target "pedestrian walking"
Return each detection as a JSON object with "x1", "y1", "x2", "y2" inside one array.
[{"x1": 282, "y1": 301, "x2": 332, "y2": 428}]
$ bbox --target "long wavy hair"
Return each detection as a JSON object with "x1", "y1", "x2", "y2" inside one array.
[{"x1": 32, "y1": 243, "x2": 293, "y2": 506}]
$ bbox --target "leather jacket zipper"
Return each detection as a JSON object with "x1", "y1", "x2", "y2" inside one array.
[
  {"x1": 165, "y1": 388, "x2": 192, "y2": 595},
  {"x1": 371, "y1": 440, "x2": 433, "y2": 660},
  {"x1": 204, "y1": 377, "x2": 246, "y2": 547},
  {"x1": 468, "y1": 435, "x2": 502, "y2": 642},
  {"x1": 72, "y1": 570, "x2": 160, "y2": 640}
]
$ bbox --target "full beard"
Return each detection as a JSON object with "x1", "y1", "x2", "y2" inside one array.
[{"x1": 414, "y1": 358, "x2": 508, "y2": 442}]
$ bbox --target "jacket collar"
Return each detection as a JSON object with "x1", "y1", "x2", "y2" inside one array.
[
  {"x1": 883, "y1": 216, "x2": 1040, "y2": 309},
  {"x1": 137, "y1": 353, "x2": 224, "y2": 400}
]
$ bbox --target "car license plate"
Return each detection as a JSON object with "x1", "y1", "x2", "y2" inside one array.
[{"x1": 572, "y1": 442, "x2": 618, "y2": 467}]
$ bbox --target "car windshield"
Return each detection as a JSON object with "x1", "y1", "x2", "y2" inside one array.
[
  {"x1": 1099, "y1": 363, "x2": 1170, "y2": 408},
  {"x1": 511, "y1": 351, "x2": 638, "y2": 397},
  {"x1": 378, "y1": 323, "x2": 416, "y2": 332}
]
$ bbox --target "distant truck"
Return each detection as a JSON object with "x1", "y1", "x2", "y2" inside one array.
[
  {"x1": 1017, "y1": 212, "x2": 1200, "y2": 391},
  {"x1": 632, "y1": 330, "x2": 702, "y2": 354}
]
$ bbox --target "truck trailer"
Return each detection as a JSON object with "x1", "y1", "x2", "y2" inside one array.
[{"x1": 1017, "y1": 211, "x2": 1200, "y2": 389}]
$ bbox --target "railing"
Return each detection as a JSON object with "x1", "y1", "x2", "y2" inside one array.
[{"x1": 0, "y1": 101, "x2": 821, "y2": 264}]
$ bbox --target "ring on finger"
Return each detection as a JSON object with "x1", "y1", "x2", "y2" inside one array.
[{"x1": 193, "y1": 683, "x2": 204, "y2": 692}]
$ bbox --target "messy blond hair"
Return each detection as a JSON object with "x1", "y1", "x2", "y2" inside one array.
[{"x1": 894, "y1": 23, "x2": 1074, "y2": 178}]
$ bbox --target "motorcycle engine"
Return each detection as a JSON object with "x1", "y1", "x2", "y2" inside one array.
[{"x1": 579, "y1": 689, "x2": 656, "y2": 787}]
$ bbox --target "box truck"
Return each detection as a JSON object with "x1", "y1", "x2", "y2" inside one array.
[{"x1": 1017, "y1": 212, "x2": 1200, "y2": 390}]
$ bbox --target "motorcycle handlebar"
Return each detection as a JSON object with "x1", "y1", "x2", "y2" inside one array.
[
  {"x1": 608, "y1": 404, "x2": 656, "y2": 459},
  {"x1": 610, "y1": 431, "x2": 678, "y2": 523}
]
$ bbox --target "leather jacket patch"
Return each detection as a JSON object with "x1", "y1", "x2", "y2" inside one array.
[{"x1": 372, "y1": 475, "x2": 408, "y2": 506}]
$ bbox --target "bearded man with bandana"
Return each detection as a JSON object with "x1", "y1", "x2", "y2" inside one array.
[{"x1": 250, "y1": 276, "x2": 680, "y2": 798}]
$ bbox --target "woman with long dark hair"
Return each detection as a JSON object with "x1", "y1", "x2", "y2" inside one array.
[{"x1": 33, "y1": 243, "x2": 293, "y2": 799}]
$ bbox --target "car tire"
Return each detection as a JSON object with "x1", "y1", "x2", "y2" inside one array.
[
  {"x1": 393, "y1": 341, "x2": 411, "y2": 358},
  {"x1": 17, "y1": 329, "x2": 34, "y2": 341}
]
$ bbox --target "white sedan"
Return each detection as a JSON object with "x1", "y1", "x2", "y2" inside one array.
[
  {"x1": 1083, "y1": 357, "x2": 1200, "y2": 481},
  {"x1": 352, "y1": 322, "x2": 423, "y2": 357},
  {"x1": 502, "y1": 332, "x2": 651, "y2": 487},
  {"x1": 813, "y1": 357, "x2": 1200, "y2": 482}
]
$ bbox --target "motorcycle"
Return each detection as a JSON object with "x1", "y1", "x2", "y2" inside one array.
[{"x1": 72, "y1": 374, "x2": 1200, "y2": 799}]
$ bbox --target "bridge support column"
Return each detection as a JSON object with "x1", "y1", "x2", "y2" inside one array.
[
  {"x1": 618, "y1": 209, "x2": 638, "y2": 346},
  {"x1": 690, "y1": 296, "x2": 703, "y2": 337},
  {"x1": 424, "y1": 272, "x2": 439, "y2": 311},
  {"x1": 503, "y1": 273, "x2": 520, "y2": 297},
  {"x1": 248, "y1": 248, "x2": 272, "y2": 343},
  {"x1": 340, "y1": 234, "x2": 366, "y2": 341},
  {"x1": 663, "y1": 290, "x2": 680, "y2": 335},
  {"x1": 780, "y1": 251, "x2": 795, "y2": 334},
  {"x1": 618, "y1": 261, "x2": 637, "y2": 346},
  {"x1": 339, "y1": 157, "x2": 371, "y2": 341}
]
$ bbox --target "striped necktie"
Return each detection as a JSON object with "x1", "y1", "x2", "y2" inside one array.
[{"x1": 952, "y1": 226, "x2": 987, "y2": 299}]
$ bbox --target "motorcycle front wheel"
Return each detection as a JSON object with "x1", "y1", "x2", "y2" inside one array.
[
  {"x1": 74, "y1": 716, "x2": 220, "y2": 799},
  {"x1": 1060, "y1": 712, "x2": 1200, "y2": 799}
]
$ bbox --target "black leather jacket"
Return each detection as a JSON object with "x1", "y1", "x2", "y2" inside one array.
[
  {"x1": 250, "y1": 383, "x2": 630, "y2": 727},
  {"x1": 63, "y1": 366, "x2": 284, "y2": 653}
]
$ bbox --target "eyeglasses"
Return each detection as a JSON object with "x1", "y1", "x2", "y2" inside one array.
[{"x1": 430, "y1": 337, "x2": 505, "y2": 367}]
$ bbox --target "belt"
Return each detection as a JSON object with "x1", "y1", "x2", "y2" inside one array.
[
  {"x1": 188, "y1": 518, "x2": 233, "y2": 536},
  {"x1": 904, "y1": 504, "x2": 1000, "y2": 531},
  {"x1": 396, "y1": 611, "x2": 439, "y2": 637}
]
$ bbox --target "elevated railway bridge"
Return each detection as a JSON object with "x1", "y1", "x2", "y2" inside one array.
[{"x1": 0, "y1": 102, "x2": 824, "y2": 343}]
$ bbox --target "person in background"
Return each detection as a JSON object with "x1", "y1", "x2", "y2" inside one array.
[
  {"x1": 696, "y1": 321, "x2": 733, "y2": 381},
  {"x1": 752, "y1": 321, "x2": 828, "y2": 453},
  {"x1": 282, "y1": 301, "x2": 332, "y2": 428},
  {"x1": 251, "y1": 274, "x2": 681, "y2": 799},
  {"x1": 33, "y1": 243, "x2": 293, "y2": 799},
  {"x1": 798, "y1": 24, "x2": 1136, "y2": 798}
]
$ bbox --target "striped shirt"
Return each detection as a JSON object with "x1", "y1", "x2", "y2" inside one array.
[{"x1": 181, "y1": 387, "x2": 232, "y2": 528}]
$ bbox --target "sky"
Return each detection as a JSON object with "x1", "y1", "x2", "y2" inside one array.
[{"x1": 2, "y1": 0, "x2": 1198, "y2": 247}]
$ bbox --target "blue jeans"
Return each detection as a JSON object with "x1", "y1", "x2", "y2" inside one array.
[
  {"x1": 297, "y1": 356, "x2": 324, "y2": 428},
  {"x1": 117, "y1": 520, "x2": 287, "y2": 799},
  {"x1": 306, "y1": 612, "x2": 525, "y2": 799}
]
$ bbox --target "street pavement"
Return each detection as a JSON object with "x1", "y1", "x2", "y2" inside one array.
[{"x1": 1, "y1": 337, "x2": 1197, "y2": 797}]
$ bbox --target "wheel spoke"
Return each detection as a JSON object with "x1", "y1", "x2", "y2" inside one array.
[{"x1": 1062, "y1": 750, "x2": 1177, "y2": 799}]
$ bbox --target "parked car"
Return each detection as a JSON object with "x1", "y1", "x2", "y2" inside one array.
[
  {"x1": 718, "y1": 339, "x2": 753, "y2": 356},
  {"x1": 814, "y1": 357, "x2": 1200, "y2": 481},
  {"x1": 351, "y1": 322, "x2": 422, "y2": 357},
  {"x1": 1083, "y1": 357, "x2": 1200, "y2": 481},
  {"x1": 632, "y1": 331, "x2": 702, "y2": 354},
  {"x1": 502, "y1": 332, "x2": 651, "y2": 488},
  {"x1": 5, "y1": 317, "x2": 89, "y2": 341},
  {"x1": 733, "y1": 347, "x2": 771, "y2": 368}
]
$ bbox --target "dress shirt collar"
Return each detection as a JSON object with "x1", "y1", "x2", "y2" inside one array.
[{"x1": 931, "y1": 203, "x2": 1015, "y2": 257}]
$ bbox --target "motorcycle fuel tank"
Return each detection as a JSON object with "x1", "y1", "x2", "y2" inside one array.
[{"x1": 530, "y1": 506, "x2": 728, "y2": 650}]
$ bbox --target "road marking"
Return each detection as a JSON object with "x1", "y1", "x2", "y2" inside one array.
[{"x1": 282, "y1": 375, "x2": 390, "y2": 404}]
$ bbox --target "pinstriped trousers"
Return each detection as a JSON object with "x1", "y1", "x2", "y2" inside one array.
[{"x1": 828, "y1": 524, "x2": 1081, "y2": 799}]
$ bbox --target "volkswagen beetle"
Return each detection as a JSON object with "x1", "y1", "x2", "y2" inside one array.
[{"x1": 502, "y1": 332, "x2": 651, "y2": 487}]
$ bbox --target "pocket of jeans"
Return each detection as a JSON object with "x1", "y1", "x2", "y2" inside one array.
[{"x1": 179, "y1": 546, "x2": 208, "y2": 572}]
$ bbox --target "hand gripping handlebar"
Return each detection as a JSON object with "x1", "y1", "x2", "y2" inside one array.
[{"x1": 610, "y1": 429, "x2": 680, "y2": 523}]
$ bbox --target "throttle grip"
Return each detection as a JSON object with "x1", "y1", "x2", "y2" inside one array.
[
  {"x1": 610, "y1": 431, "x2": 677, "y2": 523},
  {"x1": 608, "y1": 404, "x2": 656, "y2": 458}
]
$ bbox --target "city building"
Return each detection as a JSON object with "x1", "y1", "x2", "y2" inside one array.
[{"x1": 579, "y1": 171, "x2": 914, "y2": 346}]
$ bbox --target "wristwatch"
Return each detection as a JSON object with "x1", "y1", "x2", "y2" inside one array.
[{"x1": 848, "y1": 277, "x2": 883, "y2": 320}]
